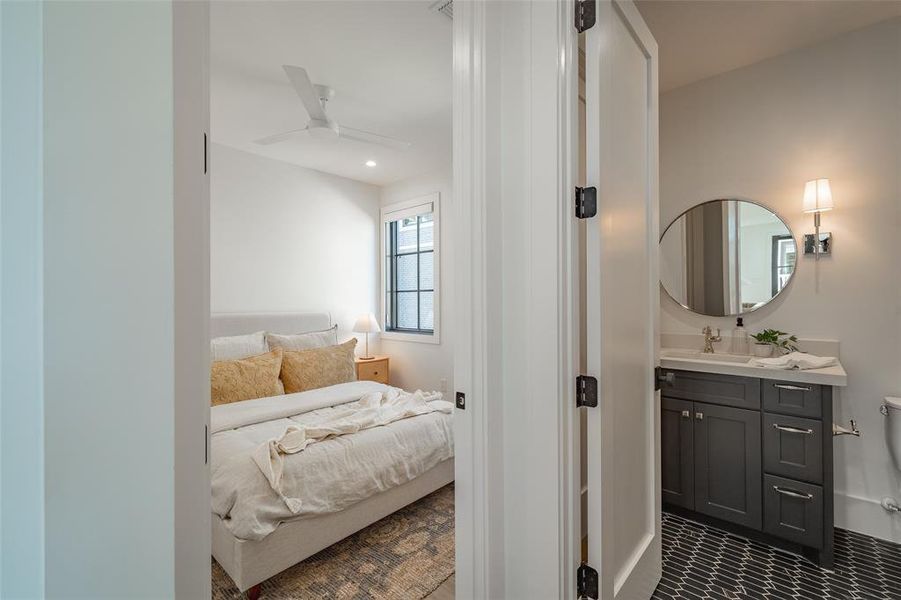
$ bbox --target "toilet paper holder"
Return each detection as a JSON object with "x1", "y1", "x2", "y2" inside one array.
[{"x1": 833, "y1": 419, "x2": 860, "y2": 437}]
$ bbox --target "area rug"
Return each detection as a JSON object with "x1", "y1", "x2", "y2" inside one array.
[{"x1": 212, "y1": 484, "x2": 455, "y2": 600}]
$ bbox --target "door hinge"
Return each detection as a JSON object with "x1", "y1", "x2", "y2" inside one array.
[
  {"x1": 575, "y1": 0, "x2": 596, "y2": 33},
  {"x1": 655, "y1": 366, "x2": 675, "y2": 391},
  {"x1": 576, "y1": 375, "x2": 598, "y2": 408},
  {"x1": 203, "y1": 132, "x2": 208, "y2": 174},
  {"x1": 575, "y1": 186, "x2": 597, "y2": 219},
  {"x1": 577, "y1": 563, "x2": 599, "y2": 599}
]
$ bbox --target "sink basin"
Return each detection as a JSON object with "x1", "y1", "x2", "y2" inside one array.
[{"x1": 661, "y1": 349, "x2": 752, "y2": 364}]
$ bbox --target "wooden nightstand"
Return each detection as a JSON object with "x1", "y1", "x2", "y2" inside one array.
[{"x1": 355, "y1": 356, "x2": 390, "y2": 384}]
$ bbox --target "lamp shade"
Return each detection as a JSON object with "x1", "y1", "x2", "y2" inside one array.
[
  {"x1": 802, "y1": 178, "x2": 834, "y2": 213},
  {"x1": 353, "y1": 313, "x2": 382, "y2": 334}
]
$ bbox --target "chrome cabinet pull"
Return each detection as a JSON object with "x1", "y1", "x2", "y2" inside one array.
[
  {"x1": 695, "y1": 412, "x2": 704, "y2": 421},
  {"x1": 774, "y1": 384, "x2": 811, "y2": 392},
  {"x1": 773, "y1": 423, "x2": 814, "y2": 435},
  {"x1": 773, "y1": 485, "x2": 813, "y2": 500},
  {"x1": 681, "y1": 410, "x2": 690, "y2": 419}
]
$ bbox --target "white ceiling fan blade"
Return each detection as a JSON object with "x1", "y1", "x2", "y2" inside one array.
[
  {"x1": 282, "y1": 65, "x2": 327, "y2": 122},
  {"x1": 339, "y1": 126, "x2": 412, "y2": 151},
  {"x1": 253, "y1": 127, "x2": 309, "y2": 145}
]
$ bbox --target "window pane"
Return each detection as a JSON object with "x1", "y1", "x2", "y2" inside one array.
[
  {"x1": 397, "y1": 217, "x2": 418, "y2": 253},
  {"x1": 396, "y1": 254, "x2": 417, "y2": 291},
  {"x1": 420, "y1": 251, "x2": 434, "y2": 289},
  {"x1": 418, "y1": 214, "x2": 434, "y2": 251},
  {"x1": 420, "y1": 291, "x2": 434, "y2": 330},
  {"x1": 396, "y1": 292, "x2": 418, "y2": 329}
]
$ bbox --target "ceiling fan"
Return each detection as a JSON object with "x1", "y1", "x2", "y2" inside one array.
[{"x1": 254, "y1": 65, "x2": 412, "y2": 151}]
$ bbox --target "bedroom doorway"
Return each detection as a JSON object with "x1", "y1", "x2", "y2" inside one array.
[{"x1": 206, "y1": 2, "x2": 456, "y2": 598}]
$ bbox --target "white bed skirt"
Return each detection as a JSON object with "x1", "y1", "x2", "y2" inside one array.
[{"x1": 213, "y1": 458, "x2": 455, "y2": 592}]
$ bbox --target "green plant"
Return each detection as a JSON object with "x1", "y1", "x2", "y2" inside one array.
[{"x1": 750, "y1": 328, "x2": 799, "y2": 353}]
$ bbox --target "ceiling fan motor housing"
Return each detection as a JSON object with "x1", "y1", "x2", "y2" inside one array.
[{"x1": 307, "y1": 118, "x2": 339, "y2": 140}]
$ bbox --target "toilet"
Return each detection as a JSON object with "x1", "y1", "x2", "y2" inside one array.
[{"x1": 884, "y1": 397, "x2": 901, "y2": 472}]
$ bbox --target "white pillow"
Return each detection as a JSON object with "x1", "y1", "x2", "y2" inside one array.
[
  {"x1": 210, "y1": 331, "x2": 268, "y2": 362},
  {"x1": 266, "y1": 325, "x2": 339, "y2": 352}
]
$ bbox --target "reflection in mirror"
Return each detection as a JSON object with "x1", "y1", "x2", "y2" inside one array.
[{"x1": 660, "y1": 199, "x2": 796, "y2": 317}]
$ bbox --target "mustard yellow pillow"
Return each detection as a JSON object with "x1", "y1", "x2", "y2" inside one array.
[
  {"x1": 281, "y1": 338, "x2": 357, "y2": 394},
  {"x1": 211, "y1": 348, "x2": 284, "y2": 406}
]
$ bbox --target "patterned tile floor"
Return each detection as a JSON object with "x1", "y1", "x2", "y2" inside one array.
[{"x1": 653, "y1": 511, "x2": 901, "y2": 600}]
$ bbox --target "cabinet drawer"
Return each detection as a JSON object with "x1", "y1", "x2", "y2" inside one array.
[
  {"x1": 764, "y1": 414, "x2": 823, "y2": 484},
  {"x1": 763, "y1": 380, "x2": 823, "y2": 418},
  {"x1": 660, "y1": 369, "x2": 760, "y2": 410},
  {"x1": 356, "y1": 360, "x2": 389, "y2": 384},
  {"x1": 764, "y1": 475, "x2": 824, "y2": 549}
]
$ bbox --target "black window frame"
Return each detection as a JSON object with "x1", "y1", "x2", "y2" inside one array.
[
  {"x1": 771, "y1": 234, "x2": 796, "y2": 296},
  {"x1": 385, "y1": 213, "x2": 435, "y2": 335}
]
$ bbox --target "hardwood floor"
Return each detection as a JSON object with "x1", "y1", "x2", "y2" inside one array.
[{"x1": 425, "y1": 574, "x2": 454, "y2": 600}]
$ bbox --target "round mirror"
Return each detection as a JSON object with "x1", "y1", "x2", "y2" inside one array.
[{"x1": 660, "y1": 199, "x2": 797, "y2": 317}]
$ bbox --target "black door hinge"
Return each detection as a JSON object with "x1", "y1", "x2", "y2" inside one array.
[
  {"x1": 203, "y1": 132, "x2": 208, "y2": 174},
  {"x1": 655, "y1": 366, "x2": 674, "y2": 391},
  {"x1": 576, "y1": 375, "x2": 598, "y2": 408},
  {"x1": 577, "y1": 563, "x2": 599, "y2": 599},
  {"x1": 575, "y1": 186, "x2": 597, "y2": 219},
  {"x1": 575, "y1": 0, "x2": 596, "y2": 33}
]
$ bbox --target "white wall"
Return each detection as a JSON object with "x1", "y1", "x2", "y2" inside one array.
[
  {"x1": 1, "y1": 3, "x2": 45, "y2": 597},
  {"x1": 210, "y1": 144, "x2": 380, "y2": 347},
  {"x1": 378, "y1": 171, "x2": 454, "y2": 393},
  {"x1": 659, "y1": 18, "x2": 901, "y2": 541},
  {"x1": 42, "y1": 2, "x2": 179, "y2": 595}
]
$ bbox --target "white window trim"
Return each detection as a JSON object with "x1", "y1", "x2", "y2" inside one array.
[{"x1": 379, "y1": 192, "x2": 441, "y2": 345}]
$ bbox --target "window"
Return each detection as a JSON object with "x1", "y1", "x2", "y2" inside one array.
[
  {"x1": 381, "y1": 194, "x2": 439, "y2": 342},
  {"x1": 771, "y1": 234, "x2": 796, "y2": 295}
]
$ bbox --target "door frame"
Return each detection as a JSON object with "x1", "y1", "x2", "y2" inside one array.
[
  {"x1": 172, "y1": 0, "x2": 583, "y2": 597},
  {"x1": 453, "y1": 0, "x2": 581, "y2": 597}
]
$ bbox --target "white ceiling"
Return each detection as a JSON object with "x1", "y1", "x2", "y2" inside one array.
[
  {"x1": 635, "y1": 0, "x2": 901, "y2": 92},
  {"x1": 211, "y1": 1, "x2": 452, "y2": 186}
]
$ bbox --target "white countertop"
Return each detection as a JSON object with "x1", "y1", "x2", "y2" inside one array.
[{"x1": 659, "y1": 349, "x2": 847, "y2": 387}]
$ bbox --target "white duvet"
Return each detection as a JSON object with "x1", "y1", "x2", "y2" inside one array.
[{"x1": 211, "y1": 381, "x2": 454, "y2": 541}]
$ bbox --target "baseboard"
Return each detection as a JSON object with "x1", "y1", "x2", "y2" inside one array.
[{"x1": 834, "y1": 492, "x2": 901, "y2": 544}]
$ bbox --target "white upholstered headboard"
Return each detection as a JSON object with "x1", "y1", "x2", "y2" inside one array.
[{"x1": 210, "y1": 312, "x2": 332, "y2": 339}]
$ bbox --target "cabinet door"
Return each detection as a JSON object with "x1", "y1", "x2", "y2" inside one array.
[
  {"x1": 694, "y1": 403, "x2": 762, "y2": 529},
  {"x1": 662, "y1": 397, "x2": 694, "y2": 509}
]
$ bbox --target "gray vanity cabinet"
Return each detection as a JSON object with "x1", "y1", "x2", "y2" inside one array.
[{"x1": 660, "y1": 368, "x2": 835, "y2": 567}]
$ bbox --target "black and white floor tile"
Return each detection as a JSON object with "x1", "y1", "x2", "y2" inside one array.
[{"x1": 653, "y1": 511, "x2": 901, "y2": 600}]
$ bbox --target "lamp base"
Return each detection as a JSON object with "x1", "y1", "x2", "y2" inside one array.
[{"x1": 359, "y1": 356, "x2": 376, "y2": 361}]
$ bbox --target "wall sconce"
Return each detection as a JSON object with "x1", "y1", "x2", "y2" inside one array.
[{"x1": 802, "y1": 178, "x2": 833, "y2": 259}]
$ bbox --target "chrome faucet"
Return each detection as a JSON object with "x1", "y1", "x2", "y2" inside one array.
[{"x1": 702, "y1": 326, "x2": 722, "y2": 354}]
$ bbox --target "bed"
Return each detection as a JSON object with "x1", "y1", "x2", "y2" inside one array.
[{"x1": 209, "y1": 312, "x2": 455, "y2": 595}]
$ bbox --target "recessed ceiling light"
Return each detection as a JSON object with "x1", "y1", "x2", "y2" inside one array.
[{"x1": 365, "y1": 160, "x2": 377, "y2": 168}]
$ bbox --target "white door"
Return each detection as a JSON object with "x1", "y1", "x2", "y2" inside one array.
[{"x1": 585, "y1": 1, "x2": 660, "y2": 598}]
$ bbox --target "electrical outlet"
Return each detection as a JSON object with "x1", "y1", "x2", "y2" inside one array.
[{"x1": 439, "y1": 378, "x2": 448, "y2": 392}]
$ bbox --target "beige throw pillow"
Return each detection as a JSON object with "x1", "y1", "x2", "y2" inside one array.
[
  {"x1": 211, "y1": 348, "x2": 284, "y2": 406},
  {"x1": 281, "y1": 338, "x2": 357, "y2": 394}
]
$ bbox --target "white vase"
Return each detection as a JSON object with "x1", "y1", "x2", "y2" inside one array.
[{"x1": 752, "y1": 343, "x2": 773, "y2": 358}]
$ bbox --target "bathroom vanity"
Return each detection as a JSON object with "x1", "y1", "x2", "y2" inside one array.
[{"x1": 658, "y1": 351, "x2": 847, "y2": 568}]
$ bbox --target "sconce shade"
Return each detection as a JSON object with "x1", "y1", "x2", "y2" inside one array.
[
  {"x1": 802, "y1": 178, "x2": 834, "y2": 213},
  {"x1": 353, "y1": 313, "x2": 382, "y2": 334}
]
